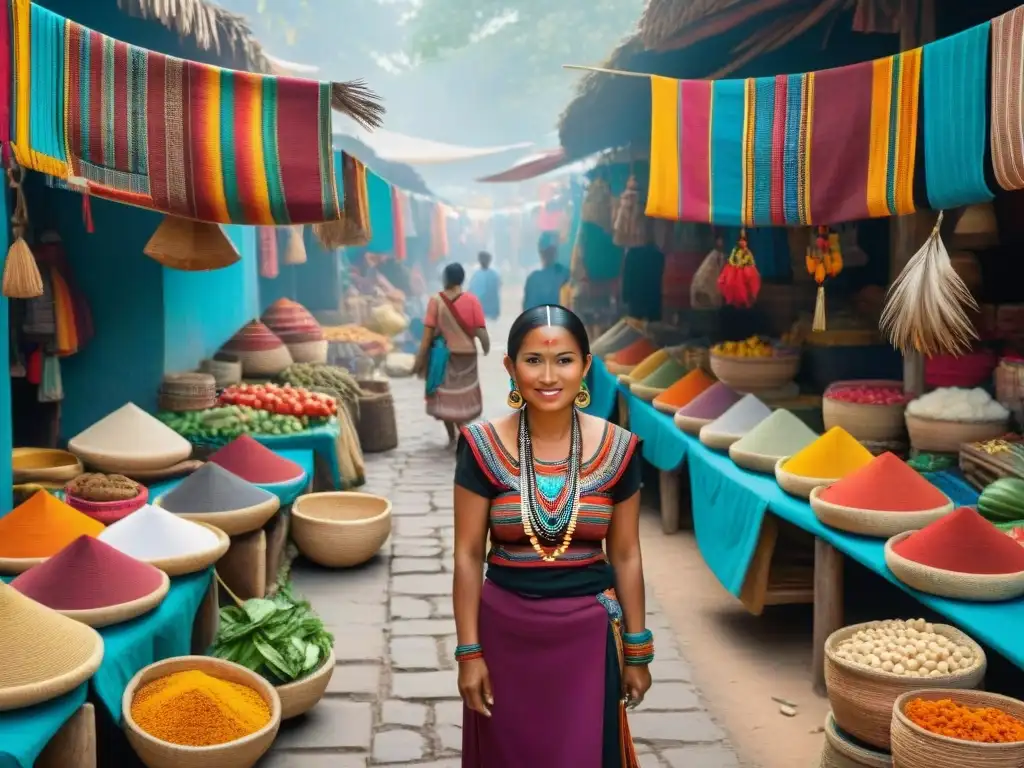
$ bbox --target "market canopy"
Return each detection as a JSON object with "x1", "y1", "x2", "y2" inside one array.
[
  {"x1": 476, "y1": 148, "x2": 596, "y2": 183},
  {"x1": 338, "y1": 126, "x2": 531, "y2": 166}
]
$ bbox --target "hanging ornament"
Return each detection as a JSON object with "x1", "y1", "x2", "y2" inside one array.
[
  {"x1": 716, "y1": 229, "x2": 761, "y2": 308},
  {"x1": 2, "y1": 164, "x2": 43, "y2": 299},
  {"x1": 613, "y1": 175, "x2": 648, "y2": 248},
  {"x1": 805, "y1": 225, "x2": 843, "y2": 332}
]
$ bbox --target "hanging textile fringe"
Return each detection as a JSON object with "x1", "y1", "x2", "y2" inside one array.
[
  {"x1": 582, "y1": 179, "x2": 614, "y2": 231},
  {"x1": 613, "y1": 176, "x2": 647, "y2": 248},
  {"x1": 716, "y1": 229, "x2": 760, "y2": 308},
  {"x1": 258, "y1": 227, "x2": 279, "y2": 279},
  {"x1": 805, "y1": 226, "x2": 843, "y2": 332},
  {"x1": 2, "y1": 164, "x2": 43, "y2": 298},
  {"x1": 880, "y1": 211, "x2": 979, "y2": 356},
  {"x1": 283, "y1": 226, "x2": 307, "y2": 265},
  {"x1": 313, "y1": 154, "x2": 371, "y2": 249}
]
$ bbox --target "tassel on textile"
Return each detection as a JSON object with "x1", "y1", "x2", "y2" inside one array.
[
  {"x1": 880, "y1": 211, "x2": 979, "y2": 356},
  {"x1": 716, "y1": 229, "x2": 760, "y2": 308},
  {"x1": 2, "y1": 164, "x2": 43, "y2": 299},
  {"x1": 283, "y1": 225, "x2": 307, "y2": 265},
  {"x1": 329, "y1": 80, "x2": 385, "y2": 130},
  {"x1": 258, "y1": 227, "x2": 279, "y2": 279},
  {"x1": 806, "y1": 226, "x2": 843, "y2": 332}
]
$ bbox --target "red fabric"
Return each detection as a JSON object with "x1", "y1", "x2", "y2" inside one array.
[
  {"x1": 425, "y1": 292, "x2": 485, "y2": 331},
  {"x1": 679, "y1": 80, "x2": 712, "y2": 223},
  {"x1": 392, "y1": 189, "x2": 407, "y2": 261}
]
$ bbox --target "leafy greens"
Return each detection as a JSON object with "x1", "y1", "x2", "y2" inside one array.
[{"x1": 210, "y1": 584, "x2": 334, "y2": 685}]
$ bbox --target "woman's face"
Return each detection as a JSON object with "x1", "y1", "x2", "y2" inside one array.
[{"x1": 506, "y1": 326, "x2": 591, "y2": 413}]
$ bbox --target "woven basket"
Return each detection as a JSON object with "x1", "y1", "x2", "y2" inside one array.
[
  {"x1": 630, "y1": 383, "x2": 669, "y2": 402},
  {"x1": 154, "y1": 494, "x2": 279, "y2": 537},
  {"x1": 121, "y1": 460, "x2": 204, "y2": 483},
  {"x1": 291, "y1": 492, "x2": 392, "y2": 568},
  {"x1": 825, "y1": 621, "x2": 985, "y2": 750},
  {"x1": 890, "y1": 689, "x2": 1024, "y2": 768},
  {"x1": 709, "y1": 351, "x2": 800, "y2": 393},
  {"x1": 12, "y1": 448, "x2": 83, "y2": 484},
  {"x1": 122, "y1": 656, "x2": 280, "y2": 768},
  {"x1": 144, "y1": 522, "x2": 231, "y2": 577},
  {"x1": 653, "y1": 400, "x2": 683, "y2": 415},
  {"x1": 884, "y1": 532, "x2": 1024, "y2": 601},
  {"x1": 356, "y1": 379, "x2": 390, "y2": 395},
  {"x1": 775, "y1": 458, "x2": 838, "y2": 499},
  {"x1": 66, "y1": 484, "x2": 149, "y2": 525},
  {"x1": 820, "y1": 712, "x2": 892, "y2": 768},
  {"x1": 823, "y1": 381, "x2": 907, "y2": 443},
  {"x1": 199, "y1": 356, "x2": 242, "y2": 388},
  {"x1": 144, "y1": 218, "x2": 241, "y2": 272},
  {"x1": 674, "y1": 413, "x2": 713, "y2": 436},
  {"x1": 287, "y1": 340, "x2": 328, "y2": 364},
  {"x1": 159, "y1": 372, "x2": 217, "y2": 413},
  {"x1": 995, "y1": 359, "x2": 1024, "y2": 423},
  {"x1": 728, "y1": 445, "x2": 781, "y2": 474},
  {"x1": 809, "y1": 486, "x2": 953, "y2": 538},
  {"x1": 276, "y1": 648, "x2": 336, "y2": 720},
  {"x1": 0, "y1": 553, "x2": 53, "y2": 575},
  {"x1": 605, "y1": 361, "x2": 637, "y2": 376},
  {"x1": 904, "y1": 413, "x2": 1008, "y2": 454},
  {"x1": 58, "y1": 571, "x2": 170, "y2": 628},
  {"x1": 356, "y1": 392, "x2": 398, "y2": 454},
  {"x1": 699, "y1": 426, "x2": 743, "y2": 452}
]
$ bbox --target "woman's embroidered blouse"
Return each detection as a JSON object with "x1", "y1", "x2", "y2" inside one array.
[{"x1": 455, "y1": 420, "x2": 641, "y2": 568}]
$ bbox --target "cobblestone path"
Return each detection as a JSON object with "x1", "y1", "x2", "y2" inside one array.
[{"x1": 260, "y1": 310, "x2": 742, "y2": 767}]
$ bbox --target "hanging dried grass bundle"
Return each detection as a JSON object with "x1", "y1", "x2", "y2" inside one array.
[
  {"x1": 2, "y1": 165, "x2": 43, "y2": 299},
  {"x1": 880, "y1": 212, "x2": 979, "y2": 356},
  {"x1": 582, "y1": 179, "x2": 613, "y2": 231},
  {"x1": 613, "y1": 176, "x2": 648, "y2": 248},
  {"x1": 283, "y1": 225, "x2": 307, "y2": 265},
  {"x1": 330, "y1": 80, "x2": 385, "y2": 130}
]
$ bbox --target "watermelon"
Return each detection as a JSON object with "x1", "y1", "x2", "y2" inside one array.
[{"x1": 978, "y1": 478, "x2": 1024, "y2": 523}]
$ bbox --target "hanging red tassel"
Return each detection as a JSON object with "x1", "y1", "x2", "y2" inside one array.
[
  {"x1": 82, "y1": 191, "x2": 94, "y2": 234},
  {"x1": 716, "y1": 229, "x2": 761, "y2": 308}
]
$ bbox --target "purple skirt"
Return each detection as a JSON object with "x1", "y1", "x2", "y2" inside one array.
[{"x1": 462, "y1": 580, "x2": 610, "y2": 767}]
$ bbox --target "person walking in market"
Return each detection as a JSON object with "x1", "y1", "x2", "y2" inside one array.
[
  {"x1": 413, "y1": 263, "x2": 491, "y2": 447},
  {"x1": 522, "y1": 231, "x2": 569, "y2": 311},
  {"x1": 468, "y1": 250, "x2": 502, "y2": 321},
  {"x1": 451, "y1": 304, "x2": 652, "y2": 767}
]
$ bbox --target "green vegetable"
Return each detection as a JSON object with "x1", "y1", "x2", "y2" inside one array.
[
  {"x1": 978, "y1": 478, "x2": 1024, "y2": 523},
  {"x1": 209, "y1": 584, "x2": 334, "y2": 684}
]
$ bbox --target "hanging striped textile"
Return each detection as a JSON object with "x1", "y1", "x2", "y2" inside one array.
[
  {"x1": 922, "y1": 22, "x2": 993, "y2": 209},
  {"x1": 646, "y1": 47, "x2": 925, "y2": 226},
  {"x1": 10, "y1": 0, "x2": 342, "y2": 225},
  {"x1": 992, "y1": 7, "x2": 1024, "y2": 191}
]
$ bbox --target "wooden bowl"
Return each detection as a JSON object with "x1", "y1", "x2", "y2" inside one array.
[
  {"x1": 709, "y1": 350, "x2": 800, "y2": 393},
  {"x1": 122, "y1": 656, "x2": 280, "y2": 768},
  {"x1": 12, "y1": 448, "x2": 83, "y2": 484},
  {"x1": 904, "y1": 413, "x2": 1008, "y2": 454},
  {"x1": 291, "y1": 492, "x2": 391, "y2": 568},
  {"x1": 276, "y1": 648, "x2": 335, "y2": 719}
]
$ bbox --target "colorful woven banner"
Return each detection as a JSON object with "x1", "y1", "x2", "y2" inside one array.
[
  {"x1": 11, "y1": 0, "x2": 341, "y2": 225},
  {"x1": 648, "y1": 46, "x2": 924, "y2": 227},
  {"x1": 992, "y1": 7, "x2": 1024, "y2": 191}
]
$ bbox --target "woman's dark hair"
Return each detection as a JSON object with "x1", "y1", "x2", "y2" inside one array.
[
  {"x1": 443, "y1": 262, "x2": 465, "y2": 288},
  {"x1": 507, "y1": 305, "x2": 590, "y2": 359}
]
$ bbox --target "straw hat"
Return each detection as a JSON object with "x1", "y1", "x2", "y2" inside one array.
[
  {"x1": 261, "y1": 298, "x2": 328, "y2": 364},
  {"x1": 68, "y1": 403, "x2": 193, "y2": 473},
  {"x1": 0, "y1": 581, "x2": 104, "y2": 711},
  {"x1": 11, "y1": 536, "x2": 169, "y2": 628},
  {"x1": 156, "y1": 463, "x2": 280, "y2": 536},
  {"x1": 144, "y1": 217, "x2": 241, "y2": 271},
  {"x1": 219, "y1": 321, "x2": 293, "y2": 377},
  {"x1": 99, "y1": 504, "x2": 230, "y2": 577}
]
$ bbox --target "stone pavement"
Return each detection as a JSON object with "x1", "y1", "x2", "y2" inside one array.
[{"x1": 259, "y1": 306, "x2": 743, "y2": 767}]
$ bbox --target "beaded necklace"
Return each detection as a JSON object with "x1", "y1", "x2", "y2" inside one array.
[{"x1": 517, "y1": 405, "x2": 582, "y2": 562}]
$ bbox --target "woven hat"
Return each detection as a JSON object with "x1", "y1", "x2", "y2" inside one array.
[
  {"x1": 11, "y1": 536, "x2": 169, "y2": 627},
  {"x1": 209, "y1": 435, "x2": 305, "y2": 485},
  {"x1": 99, "y1": 504, "x2": 230, "y2": 576},
  {"x1": 220, "y1": 321, "x2": 293, "y2": 377},
  {"x1": 0, "y1": 491, "x2": 106, "y2": 573},
  {"x1": 157, "y1": 463, "x2": 280, "y2": 536},
  {"x1": 0, "y1": 580, "x2": 104, "y2": 711},
  {"x1": 68, "y1": 403, "x2": 192, "y2": 473},
  {"x1": 144, "y1": 216, "x2": 241, "y2": 271},
  {"x1": 261, "y1": 299, "x2": 324, "y2": 344}
]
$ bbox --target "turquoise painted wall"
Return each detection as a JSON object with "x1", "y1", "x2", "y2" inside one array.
[
  {"x1": 0, "y1": 190, "x2": 10, "y2": 512},
  {"x1": 163, "y1": 226, "x2": 259, "y2": 372}
]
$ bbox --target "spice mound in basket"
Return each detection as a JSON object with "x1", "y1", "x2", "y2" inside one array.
[
  {"x1": 99, "y1": 504, "x2": 219, "y2": 560},
  {"x1": 893, "y1": 508, "x2": 1024, "y2": 575},
  {"x1": 673, "y1": 382, "x2": 741, "y2": 434},
  {"x1": 699, "y1": 394, "x2": 770, "y2": 450},
  {"x1": 67, "y1": 402, "x2": 193, "y2": 474},
  {"x1": 131, "y1": 669, "x2": 271, "y2": 746},
  {"x1": 711, "y1": 336, "x2": 785, "y2": 358},
  {"x1": 783, "y1": 427, "x2": 874, "y2": 479},
  {"x1": 652, "y1": 368, "x2": 714, "y2": 414},
  {"x1": 904, "y1": 697, "x2": 1024, "y2": 743},
  {"x1": 822, "y1": 380, "x2": 910, "y2": 443},
  {"x1": 208, "y1": 435, "x2": 305, "y2": 485},
  {"x1": 0, "y1": 490, "x2": 105, "y2": 560}
]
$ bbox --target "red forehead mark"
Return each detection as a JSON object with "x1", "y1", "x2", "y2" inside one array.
[{"x1": 543, "y1": 338, "x2": 555, "y2": 345}]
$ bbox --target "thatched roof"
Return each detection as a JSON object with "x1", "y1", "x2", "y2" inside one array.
[{"x1": 117, "y1": 0, "x2": 271, "y2": 72}]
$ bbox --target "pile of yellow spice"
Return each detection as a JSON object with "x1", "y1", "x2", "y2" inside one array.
[{"x1": 131, "y1": 669, "x2": 271, "y2": 746}]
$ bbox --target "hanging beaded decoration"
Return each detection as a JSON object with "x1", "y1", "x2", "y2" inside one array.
[{"x1": 517, "y1": 404, "x2": 582, "y2": 562}]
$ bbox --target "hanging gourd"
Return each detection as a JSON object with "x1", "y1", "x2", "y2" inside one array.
[
  {"x1": 716, "y1": 229, "x2": 761, "y2": 308},
  {"x1": 806, "y1": 226, "x2": 843, "y2": 332}
]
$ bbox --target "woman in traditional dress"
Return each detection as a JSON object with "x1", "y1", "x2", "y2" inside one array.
[
  {"x1": 453, "y1": 305, "x2": 652, "y2": 767},
  {"x1": 414, "y1": 263, "x2": 490, "y2": 446}
]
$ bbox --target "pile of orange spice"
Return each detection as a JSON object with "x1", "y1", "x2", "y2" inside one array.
[{"x1": 905, "y1": 698, "x2": 1024, "y2": 744}]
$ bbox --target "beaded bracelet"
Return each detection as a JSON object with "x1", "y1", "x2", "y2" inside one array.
[
  {"x1": 454, "y1": 643, "x2": 484, "y2": 663},
  {"x1": 623, "y1": 630, "x2": 654, "y2": 666}
]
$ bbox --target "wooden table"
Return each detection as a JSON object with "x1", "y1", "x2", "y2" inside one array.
[{"x1": 36, "y1": 704, "x2": 95, "y2": 768}]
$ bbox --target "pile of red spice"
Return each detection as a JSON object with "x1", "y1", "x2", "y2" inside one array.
[
  {"x1": 892, "y1": 507, "x2": 1024, "y2": 575},
  {"x1": 11, "y1": 535, "x2": 165, "y2": 609},
  {"x1": 208, "y1": 435, "x2": 304, "y2": 484},
  {"x1": 819, "y1": 452, "x2": 949, "y2": 511}
]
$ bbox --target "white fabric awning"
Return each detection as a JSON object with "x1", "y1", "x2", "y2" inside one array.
[{"x1": 336, "y1": 127, "x2": 531, "y2": 165}]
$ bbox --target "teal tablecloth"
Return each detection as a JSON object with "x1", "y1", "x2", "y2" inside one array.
[
  {"x1": 0, "y1": 568, "x2": 211, "y2": 766},
  {"x1": 0, "y1": 686, "x2": 87, "y2": 768},
  {"x1": 584, "y1": 358, "x2": 619, "y2": 421},
  {"x1": 627, "y1": 395, "x2": 689, "y2": 471},
  {"x1": 149, "y1": 448, "x2": 314, "y2": 505}
]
